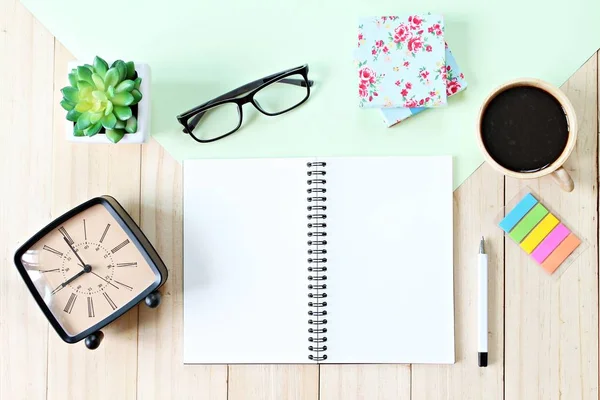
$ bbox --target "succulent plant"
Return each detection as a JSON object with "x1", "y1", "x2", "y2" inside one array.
[{"x1": 60, "y1": 56, "x2": 143, "y2": 143}]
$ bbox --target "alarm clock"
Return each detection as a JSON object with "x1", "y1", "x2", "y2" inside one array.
[{"x1": 14, "y1": 196, "x2": 168, "y2": 349}]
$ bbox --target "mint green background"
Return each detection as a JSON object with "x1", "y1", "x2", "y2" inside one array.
[{"x1": 20, "y1": 0, "x2": 600, "y2": 188}]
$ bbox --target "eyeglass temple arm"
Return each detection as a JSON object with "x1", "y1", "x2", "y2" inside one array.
[{"x1": 188, "y1": 76, "x2": 314, "y2": 130}]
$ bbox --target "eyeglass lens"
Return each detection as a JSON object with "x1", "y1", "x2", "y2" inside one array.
[{"x1": 189, "y1": 73, "x2": 308, "y2": 141}]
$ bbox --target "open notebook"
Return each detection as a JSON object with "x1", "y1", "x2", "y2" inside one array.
[{"x1": 183, "y1": 156, "x2": 454, "y2": 364}]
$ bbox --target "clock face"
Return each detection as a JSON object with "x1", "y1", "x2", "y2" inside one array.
[{"x1": 18, "y1": 203, "x2": 158, "y2": 337}]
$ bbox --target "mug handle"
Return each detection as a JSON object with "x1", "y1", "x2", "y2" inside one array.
[{"x1": 550, "y1": 167, "x2": 574, "y2": 192}]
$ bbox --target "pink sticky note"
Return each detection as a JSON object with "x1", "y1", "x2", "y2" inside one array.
[{"x1": 531, "y1": 223, "x2": 571, "y2": 264}]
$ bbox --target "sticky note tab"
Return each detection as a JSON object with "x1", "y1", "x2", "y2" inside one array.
[
  {"x1": 531, "y1": 223, "x2": 571, "y2": 263},
  {"x1": 520, "y1": 213, "x2": 560, "y2": 254},
  {"x1": 541, "y1": 233, "x2": 581, "y2": 274},
  {"x1": 499, "y1": 193, "x2": 538, "y2": 233},
  {"x1": 508, "y1": 203, "x2": 549, "y2": 243}
]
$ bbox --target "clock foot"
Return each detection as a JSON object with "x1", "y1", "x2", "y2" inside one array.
[
  {"x1": 145, "y1": 290, "x2": 161, "y2": 308},
  {"x1": 85, "y1": 331, "x2": 104, "y2": 350}
]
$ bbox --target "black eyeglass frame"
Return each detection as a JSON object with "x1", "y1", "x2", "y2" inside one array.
[{"x1": 176, "y1": 64, "x2": 314, "y2": 143}]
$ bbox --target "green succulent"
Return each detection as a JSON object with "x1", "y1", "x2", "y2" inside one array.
[{"x1": 60, "y1": 56, "x2": 143, "y2": 143}]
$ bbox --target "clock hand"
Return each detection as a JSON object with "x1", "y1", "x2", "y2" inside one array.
[
  {"x1": 51, "y1": 265, "x2": 91, "y2": 295},
  {"x1": 90, "y1": 271, "x2": 119, "y2": 289},
  {"x1": 62, "y1": 269, "x2": 86, "y2": 286},
  {"x1": 64, "y1": 237, "x2": 87, "y2": 269}
]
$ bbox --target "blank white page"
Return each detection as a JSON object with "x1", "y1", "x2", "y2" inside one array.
[
  {"x1": 183, "y1": 158, "x2": 310, "y2": 363},
  {"x1": 323, "y1": 156, "x2": 454, "y2": 364}
]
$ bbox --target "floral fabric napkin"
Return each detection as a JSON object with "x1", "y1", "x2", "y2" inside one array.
[
  {"x1": 380, "y1": 43, "x2": 468, "y2": 127},
  {"x1": 355, "y1": 14, "x2": 447, "y2": 109}
]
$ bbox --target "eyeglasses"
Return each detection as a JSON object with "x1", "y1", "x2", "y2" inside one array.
[{"x1": 177, "y1": 64, "x2": 314, "y2": 143}]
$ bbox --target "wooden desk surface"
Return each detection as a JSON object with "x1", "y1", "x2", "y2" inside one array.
[{"x1": 1, "y1": 1, "x2": 598, "y2": 398}]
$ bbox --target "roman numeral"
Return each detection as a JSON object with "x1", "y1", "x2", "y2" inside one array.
[
  {"x1": 87, "y1": 296, "x2": 95, "y2": 318},
  {"x1": 103, "y1": 292, "x2": 117, "y2": 310},
  {"x1": 111, "y1": 239, "x2": 130, "y2": 254},
  {"x1": 64, "y1": 293, "x2": 77, "y2": 314},
  {"x1": 116, "y1": 262, "x2": 137, "y2": 268},
  {"x1": 83, "y1": 219, "x2": 87, "y2": 241},
  {"x1": 43, "y1": 245, "x2": 63, "y2": 257},
  {"x1": 58, "y1": 226, "x2": 74, "y2": 245},
  {"x1": 113, "y1": 280, "x2": 133, "y2": 291},
  {"x1": 99, "y1": 224, "x2": 111, "y2": 243}
]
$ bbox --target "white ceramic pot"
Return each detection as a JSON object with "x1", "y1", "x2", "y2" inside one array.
[{"x1": 65, "y1": 61, "x2": 151, "y2": 144}]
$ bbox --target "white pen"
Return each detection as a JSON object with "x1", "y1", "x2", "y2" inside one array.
[{"x1": 478, "y1": 236, "x2": 488, "y2": 367}]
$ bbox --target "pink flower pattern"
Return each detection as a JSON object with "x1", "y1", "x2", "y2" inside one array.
[
  {"x1": 356, "y1": 14, "x2": 447, "y2": 108},
  {"x1": 371, "y1": 39, "x2": 387, "y2": 61},
  {"x1": 437, "y1": 65, "x2": 463, "y2": 96},
  {"x1": 388, "y1": 15, "x2": 443, "y2": 57},
  {"x1": 357, "y1": 61, "x2": 385, "y2": 106},
  {"x1": 380, "y1": 16, "x2": 400, "y2": 23},
  {"x1": 381, "y1": 44, "x2": 468, "y2": 126},
  {"x1": 393, "y1": 24, "x2": 411, "y2": 44},
  {"x1": 357, "y1": 24, "x2": 365, "y2": 48}
]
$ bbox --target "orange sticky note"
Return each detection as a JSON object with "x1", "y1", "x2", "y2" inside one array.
[{"x1": 540, "y1": 233, "x2": 581, "y2": 274}]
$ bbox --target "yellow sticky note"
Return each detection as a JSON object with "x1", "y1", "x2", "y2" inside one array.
[{"x1": 520, "y1": 214, "x2": 560, "y2": 254}]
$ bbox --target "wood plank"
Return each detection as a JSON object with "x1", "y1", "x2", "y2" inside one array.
[
  {"x1": 136, "y1": 139, "x2": 227, "y2": 399},
  {"x1": 4, "y1": 8, "x2": 599, "y2": 399},
  {"x1": 320, "y1": 365, "x2": 410, "y2": 399},
  {"x1": 228, "y1": 365, "x2": 319, "y2": 400},
  {"x1": 0, "y1": 1, "x2": 55, "y2": 399},
  {"x1": 411, "y1": 163, "x2": 505, "y2": 400},
  {"x1": 46, "y1": 41, "x2": 142, "y2": 400},
  {"x1": 504, "y1": 53, "x2": 598, "y2": 400}
]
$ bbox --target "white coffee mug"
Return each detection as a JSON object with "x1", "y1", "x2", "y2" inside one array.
[{"x1": 476, "y1": 78, "x2": 577, "y2": 192}]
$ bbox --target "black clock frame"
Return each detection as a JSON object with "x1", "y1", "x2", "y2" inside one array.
[{"x1": 14, "y1": 195, "x2": 168, "y2": 347}]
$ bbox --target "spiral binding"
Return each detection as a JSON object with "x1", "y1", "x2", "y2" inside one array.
[{"x1": 307, "y1": 161, "x2": 328, "y2": 361}]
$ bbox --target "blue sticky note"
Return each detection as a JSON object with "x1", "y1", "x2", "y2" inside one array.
[
  {"x1": 499, "y1": 193, "x2": 539, "y2": 233},
  {"x1": 380, "y1": 43, "x2": 468, "y2": 127},
  {"x1": 355, "y1": 14, "x2": 447, "y2": 109}
]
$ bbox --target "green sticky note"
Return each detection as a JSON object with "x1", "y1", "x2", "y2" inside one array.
[{"x1": 509, "y1": 203, "x2": 549, "y2": 243}]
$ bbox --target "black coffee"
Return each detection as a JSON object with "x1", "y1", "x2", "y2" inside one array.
[{"x1": 481, "y1": 86, "x2": 569, "y2": 173}]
